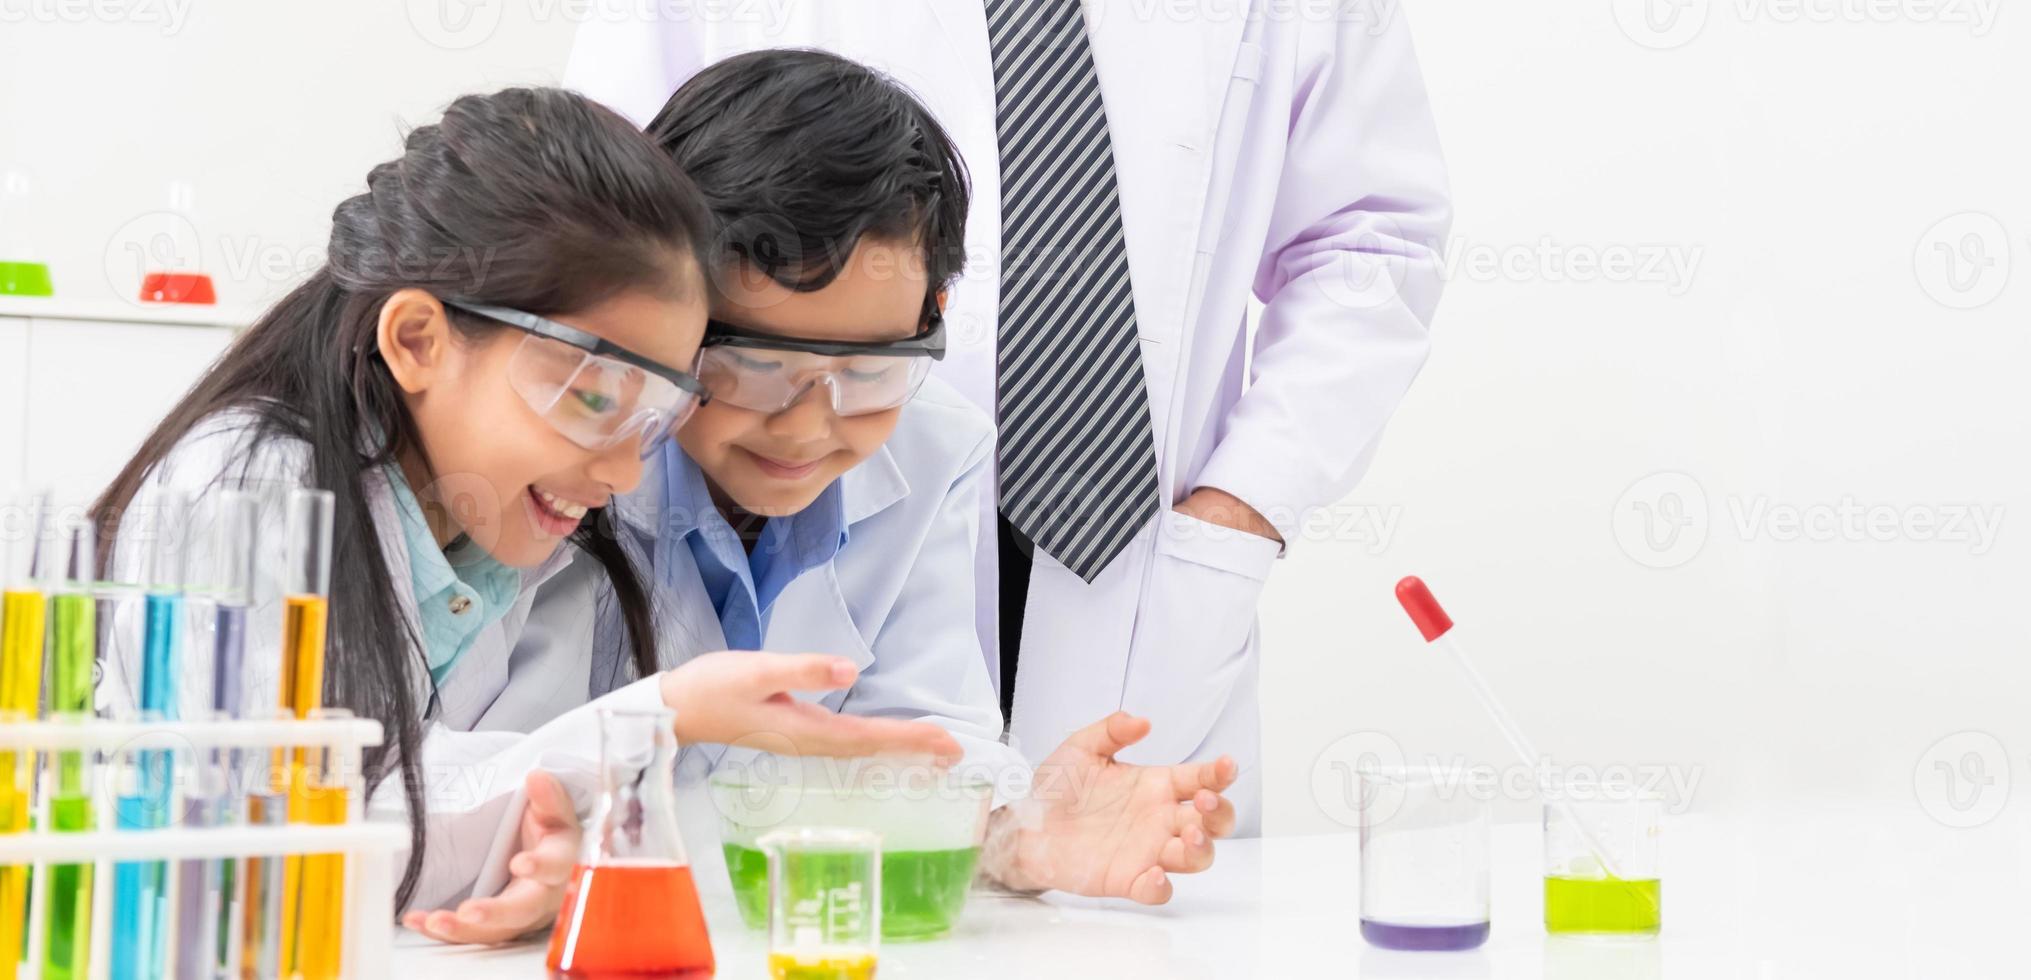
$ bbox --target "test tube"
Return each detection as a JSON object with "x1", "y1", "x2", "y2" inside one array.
[
  {"x1": 110, "y1": 715, "x2": 178, "y2": 980},
  {"x1": 238, "y1": 709, "x2": 288, "y2": 980},
  {"x1": 111, "y1": 491, "x2": 190, "y2": 980},
  {"x1": 278, "y1": 489, "x2": 335, "y2": 979},
  {"x1": 176, "y1": 492, "x2": 258, "y2": 979},
  {"x1": 1, "y1": 493, "x2": 53, "y2": 980},
  {"x1": 42, "y1": 518, "x2": 99, "y2": 980},
  {"x1": 293, "y1": 709, "x2": 352, "y2": 980}
]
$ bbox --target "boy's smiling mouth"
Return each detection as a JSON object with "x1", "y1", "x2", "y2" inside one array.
[{"x1": 740, "y1": 447, "x2": 825, "y2": 480}]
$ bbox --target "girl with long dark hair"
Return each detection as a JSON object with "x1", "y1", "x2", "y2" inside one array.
[{"x1": 92, "y1": 87, "x2": 960, "y2": 938}]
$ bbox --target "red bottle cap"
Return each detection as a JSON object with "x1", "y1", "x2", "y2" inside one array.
[
  {"x1": 139, "y1": 272, "x2": 216, "y2": 305},
  {"x1": 1395, "y1": 576, "x2": 1453, "y2": 642}
]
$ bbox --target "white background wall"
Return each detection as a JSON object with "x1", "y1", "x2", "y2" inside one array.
[{"x1": 2, "y1": 1, "x2": 2025, "y2": 836}]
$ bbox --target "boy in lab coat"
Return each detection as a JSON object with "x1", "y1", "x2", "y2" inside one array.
[{"x1": 522, "y1": 49, "x2": 1237, "y2": 906}]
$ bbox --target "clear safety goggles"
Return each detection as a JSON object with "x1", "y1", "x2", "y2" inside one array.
[
  {"x1": 444, "y1": 301, "x2": 710, "y2": 459},
  {"x1": 697, "y1": 312, "x2": 945, "y2": 417}
]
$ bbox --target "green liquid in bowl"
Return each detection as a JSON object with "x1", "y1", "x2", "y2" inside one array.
[
  {"x1": 725, "y1": 843, "x2": 980, "y2": 940},
  {"x1": 711, "y1": 762, "x2": 991, "y2": 942}
]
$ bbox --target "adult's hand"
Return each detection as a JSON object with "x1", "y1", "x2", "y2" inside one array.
[
  {"x1": 1173, "y1": 486, "x2": 1283, "y2": 545},
  {"x1": 984, "y1": 712, "x2": 1238, "y2": 904}
]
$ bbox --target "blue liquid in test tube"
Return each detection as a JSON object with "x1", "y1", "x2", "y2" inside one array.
[{"x1": 111, "y1": 493, "x2": 187, "y2": 980}]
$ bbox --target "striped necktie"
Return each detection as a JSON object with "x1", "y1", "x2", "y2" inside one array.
[{"x1": 987, "y1": 0, "x2": 1161, "y2": 583}]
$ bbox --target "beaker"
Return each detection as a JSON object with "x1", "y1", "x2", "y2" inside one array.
[
  {"x1": 1358, "y1": 766, "x2": 1492, "y2": 951},
  {"x1": 548, "y1": 709, "x2": 715, "y2": 979},
  {"x1": 711, "y1": 758, "x2": 990, "y2": 941},
  {"x1": 1542, "y1": 777, "x2": 1662, "y2": 937},
  {"x1": 764, "y1": 828, "x2": 880, "y2": 980}
]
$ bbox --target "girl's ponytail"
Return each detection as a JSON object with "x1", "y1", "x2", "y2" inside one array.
[{"x1": 92, "y1": 87, "x2": 711, "y2": 909}]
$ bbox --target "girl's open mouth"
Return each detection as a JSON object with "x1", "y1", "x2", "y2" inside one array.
[{"x1": 526, "y1": 486, "x2": 590, "y2": 537}]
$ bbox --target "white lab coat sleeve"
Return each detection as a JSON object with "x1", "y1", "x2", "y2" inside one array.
[
  {"x1": 1191, "y1": 11, "x2": 1453, "y2": 545},
  {"x1": 836, "y1": 425, "x2": 1030, "y2": 797},
  {"x1": 560, "y1": 11, "x2": 711, "y2": 126},
  {"x1": 390, "y1": 674, "x2": 666, "y2": 912}
]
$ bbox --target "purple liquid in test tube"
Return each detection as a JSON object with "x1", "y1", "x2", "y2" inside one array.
[{"x1": 176, "y1": 492, "x2": 257, "y2": 978}]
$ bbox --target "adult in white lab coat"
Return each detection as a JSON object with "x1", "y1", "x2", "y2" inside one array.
[{"x1": 566, "y1": 0, "x2": 1452, "y2": 832}]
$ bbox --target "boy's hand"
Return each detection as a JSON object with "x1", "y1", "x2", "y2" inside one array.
[
  {"x1": 984, "y1": 712, "x2": 1238, "y2": 904},
  {"x1": 403, "y1": 770, "x2": 580, "y2": 945},
  {"x1": 660, "y1": 650, "x2": 963, "y2": 762}
]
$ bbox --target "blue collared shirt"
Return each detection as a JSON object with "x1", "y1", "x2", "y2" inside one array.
[
  {"x1": 387, "y1": 468, "x2": 520, "y2": 685},
  {"x1": 659, "y1": 444, "x2": 849, "y2": 650}
]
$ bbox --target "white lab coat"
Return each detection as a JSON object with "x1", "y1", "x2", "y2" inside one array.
[
  {"x1": 101, "y1": 410, "x2": 676, "y2": 912},
  {"x1": 565, "y1": 0, "x2": 1453, "y2": 832}
]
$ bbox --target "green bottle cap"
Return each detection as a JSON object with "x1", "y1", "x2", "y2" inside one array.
[{"x1": 0, "y1": 261, "x2": 52, "y2": 296}]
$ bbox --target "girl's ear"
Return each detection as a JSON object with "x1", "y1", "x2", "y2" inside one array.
[
  {"x1": 934, "y1": 289, "x2": 949, "y2": 314},
  {"x1": 378, "y1": 289, "x2": 453, "y2": 394}
]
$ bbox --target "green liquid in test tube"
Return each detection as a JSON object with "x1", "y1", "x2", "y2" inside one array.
[{"x1": 43, "y1": 517, "x2": 99, "y2": 980}]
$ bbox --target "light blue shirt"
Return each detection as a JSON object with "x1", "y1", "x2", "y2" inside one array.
[
  {"x1": 660, "y1": 444, "x2": 848, "y2": 650},
  {"x1": 387, "y1": 468, "x2": 520, "y2": 685}
]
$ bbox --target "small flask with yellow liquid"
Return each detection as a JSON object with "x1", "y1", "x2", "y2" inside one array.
[{"x1": 765, "y1": 828, "x2": 881, "y2": 980}]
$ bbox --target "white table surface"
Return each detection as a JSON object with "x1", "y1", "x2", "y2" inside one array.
[{"x1": 392, "y1": 802, "x2": 2028, "y2": 978}]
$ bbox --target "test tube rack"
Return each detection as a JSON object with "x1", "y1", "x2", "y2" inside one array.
[{"x1": 0, "y1": 717, "x2": 403, "y2": 979}]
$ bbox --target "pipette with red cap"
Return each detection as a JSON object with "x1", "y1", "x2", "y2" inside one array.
[{"x1": 1394, "y1": 575, "x2": 1630, "y2": 880}]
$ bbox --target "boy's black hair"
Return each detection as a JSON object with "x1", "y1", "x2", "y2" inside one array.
[{"x1": 644, "y1": 48, "x2": 970, "y2": 298}]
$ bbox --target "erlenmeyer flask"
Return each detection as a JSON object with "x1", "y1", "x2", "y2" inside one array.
[{"x1": 548, "y1": 709, "x2": 715, "y2": 979}]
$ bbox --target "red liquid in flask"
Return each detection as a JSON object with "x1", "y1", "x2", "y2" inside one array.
[{"x1": 547, "y1": 862, "x2": 715, "y2": 979}]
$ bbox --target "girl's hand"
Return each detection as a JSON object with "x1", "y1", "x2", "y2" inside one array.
[
  {"x1": 984, "y1": 712, "x2": 1238, "y2": 904},
  {"x1": 403, "y1": 770, "x2": 581, "y2": 945},
  {"x1": 660, "y1": 651, "x2": 964, "y2": 763}
]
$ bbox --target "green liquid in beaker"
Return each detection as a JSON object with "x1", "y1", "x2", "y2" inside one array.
[
  {"x1": 726, "y1": 844, "x2": 980, "y2": 940},
  {"x1": 1544, "y1": 875, "x2": 1662, "y2": 934}
]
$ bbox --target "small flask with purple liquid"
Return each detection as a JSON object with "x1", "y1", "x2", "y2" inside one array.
[{"x1": 1358, "y1": 766, "x2": 1492, "y2": 951}]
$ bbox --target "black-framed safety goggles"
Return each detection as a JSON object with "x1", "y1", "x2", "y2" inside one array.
[
  {"x1": 443, "y1": 300, "x2": 710, "y2": 458},
  {"x1": 695, "y1": 310, "x2": 945, "y2": 417}
]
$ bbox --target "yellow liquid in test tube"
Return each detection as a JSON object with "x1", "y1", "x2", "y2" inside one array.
[
  {"x1": 1, "y1": 587, "x2": 48, "y2": 980},
  {"x1": 278, "y1": 593, "x2": 341, "y2": 980},
  {"x1": 292, "y1": 780, "x2": 347, "y2": 980},
  {"x1": 769, "y1": 950, "x2": 879, "y2": 980}
]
